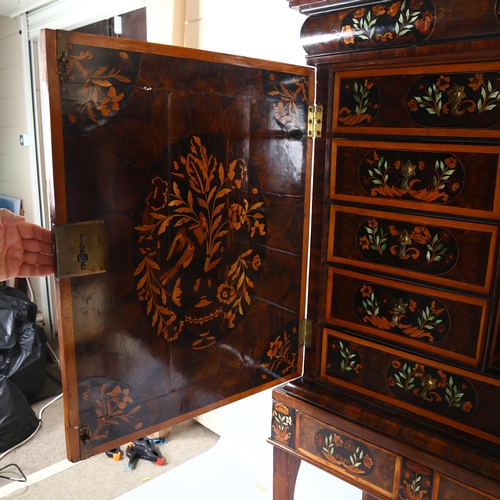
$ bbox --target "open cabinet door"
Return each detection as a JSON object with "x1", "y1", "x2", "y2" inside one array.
[{"x1": 40, "y1": 30, "x2": 313, "y2": 461}]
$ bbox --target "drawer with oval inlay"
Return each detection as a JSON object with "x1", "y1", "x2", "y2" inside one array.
[
  {"x1": 331, "y1": 140, "x2": 500, "y2": 219},
  {"x1": 321, "y1": 328, "x2": 500, "y2": 446},
  {"x1": 333, "y1": 62, "x2": 500, "y2": 139},
  {"x1": 297, "y1": 413, "x2": 400, "y2": 498},
  {"x1": 327, "y1": 205, "x2": 498, "y2": 295},
  {"x1": 325, "y1": 267, "x2": 490, "y2": 367}
]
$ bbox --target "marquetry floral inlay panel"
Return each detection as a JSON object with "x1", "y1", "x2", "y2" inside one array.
[
  {"x1": 340, "y1": 0, "x2": 435, "y2": 50},
  {"x1": 386, "y1": 360, "x2": 477, "y2": 420},
  {"x1": 357, "y1": 218, "x2": 458, "y2": 275},
  {"x1": 134, "y1": 135, "x2": 267, "y2": 349},
  {"x1": 408, "y1": 72, "x2": 500, "y2": 128},
  {"x1": 354, "y1": 283, "x2": 450, "y2": 343},
  {"x1": 325, "y1": 337, "x2": 363, "y2": 381},
  {"x1": 315, "y1": 427, "x2": 375, "y2": 476},
  {"x1": 359, "y1": 149, "x2": 465, "y2": 203}
]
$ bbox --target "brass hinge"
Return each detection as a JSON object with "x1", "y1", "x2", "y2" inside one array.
[
  {"x1": 79, "y1": 424, "x2": 91, "y2": 460},
  {"x1": 56, "y1": 30, "x2": 70, "y2": 84},
  {"x1": 307, "y1": 104, "x2": 323, "y2": 138},
  {"x1": 299, "y1": 318, "x2": 313, "y2": 348},
  {"x1": 53, "y1": 220, "x2": 107, "y2": 278}
]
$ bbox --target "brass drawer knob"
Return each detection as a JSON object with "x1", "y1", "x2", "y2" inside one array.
[
  {"x1": 399, "y1": 160, "x2": 416, "y2": 190},
  {"x1": 390, "y1": 297, "x2": 407, "y2": 325},
  {"x1": 397, "y1": 229, "x2": 412, "y2": 257},
  {"x1": 419, "y1": 374, "x2": 437, "y2": 401}
]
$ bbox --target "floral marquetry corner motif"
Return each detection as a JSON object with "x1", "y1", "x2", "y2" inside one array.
[
  {"x1": 340, "y1": 1, "x2": 435, "y2": 50},
  {"x1": 338, "y1": 79, "x2": 380, "y2": 126},
  {"x1": 79, "y1": 377, "x2": 148, "y2": 444},
  {"x1": 259, "y1": 325, "x2": 299, "y2": 380},
  {"x1": 398, "y1": 460, "x2": 434, "y2": 500},
  {"x1": 60, "y1": 46, "x2": 140, "y2": 135},
  {"x1": 324, "y1": 337, "x2": 363, "y2": 381},
  {"x1": 271, "y1": 402, "x2": 295, "y2": 446},
  {"x1": 267, "y1": 74, "x2": 309, "y2": 135}
]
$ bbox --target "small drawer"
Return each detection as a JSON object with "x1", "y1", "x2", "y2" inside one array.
[
  {"x1": 321, "y1": 328, "x2": 500, "y2": 446},
  {"x1": 326, "y1": 267, "x2": 489, "y2": 367},
  {"x1": 331, "y1": 140, "x2": 500, "y2": 219},
  {"x1": 327, "y1": 205, "x2": 498, "y2": 295},
  {"x1": 297, "y1": 413, "x2": 399, "y2": 498},
  {"x1": 333, "y1": 62, "x2": 500, "y2": 139}
]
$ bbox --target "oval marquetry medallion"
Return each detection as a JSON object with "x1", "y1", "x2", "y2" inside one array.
[
  {"x1": 356, "y1": 217, "x2": 458, "y2": 275},
  {"x1": 407, "y1": 72, "x2": 500, "y2": 128},
  {"x1": 386, "y1": 360, "x2": 477, "y2": 420},
  {"x1": 340, "y1": 1, "x2": 436, "y2": 50},
  {"x1": 359, "y1": 149, "x2": 465, "y2": 204}
]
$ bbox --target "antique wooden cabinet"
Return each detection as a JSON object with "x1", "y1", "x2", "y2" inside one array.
[
  {"x1": 269, "y1": 0, "x2": 500, "y2": 499},
  {"x1": 41, "y1": 1, "x2": 500, "y2": 498}
]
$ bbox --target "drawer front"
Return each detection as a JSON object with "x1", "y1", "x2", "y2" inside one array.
[
  {"x1": 321, "y1": 328, "x2": 500, "y2": 445},
  {"x1": 331, "y1": 140, "x2": 500, "y2": 219},
  {"x1": 326, "y1": 267, "x2": 489, "y2": 367},
  {"x1": 333, "y1": 63, "x2": 500, "y2": 139},
  {"x1": 297, "y1": 413, "x2": 399, "y2": 498},
  {"x1": 437, "y1": 476, "x2": 500, "y2": 500},
  {"x1": 327, "y1": 206, "x2": 498, "y2": 294}
]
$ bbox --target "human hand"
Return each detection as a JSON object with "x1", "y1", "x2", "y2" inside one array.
[{"x1": 0, "y1": 209, "x2": 54, "y2": 281}]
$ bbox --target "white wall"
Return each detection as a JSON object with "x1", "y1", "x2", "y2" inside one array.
[
  {"x1": 184, "y1": 0, "x2": 306, "y2": 65},
  {"x1": 0, "y1": 14, "x2": 51, "y2": 328},
  {"x1": 0, "y1": 17, "x2": 29, "y2": 215}
]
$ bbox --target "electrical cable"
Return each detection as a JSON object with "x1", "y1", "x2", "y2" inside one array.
[
  {"x1": 45, "y1": 341, "x2": 61, "y2": 371},
  {"x1": 0, "y1": 463, "x2": 27, "y2": 482},
  {"x1": 26, "y1": 277, "x2": 34, "y2": 304}
]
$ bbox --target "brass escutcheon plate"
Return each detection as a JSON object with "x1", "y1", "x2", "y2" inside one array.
[{"x1": 53, "y1": 220, "x2": 106, "y2": 278}]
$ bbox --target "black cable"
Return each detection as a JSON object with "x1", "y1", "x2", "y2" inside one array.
[{"x1": 0, "y1": 463, "x2": 27, "y2": 482}]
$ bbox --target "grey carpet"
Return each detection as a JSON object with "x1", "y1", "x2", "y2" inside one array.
[{"x1": 0, "y1": 397, "x2": 220, "y2": 499}]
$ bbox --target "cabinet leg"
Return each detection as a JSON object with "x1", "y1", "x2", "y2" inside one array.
[{"x1": 273, "y1": 447, "x2": 301, "y2": 500}]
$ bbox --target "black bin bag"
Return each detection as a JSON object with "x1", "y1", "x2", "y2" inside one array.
[
  {"x1": 0, "y1": 376, "x2": 39, "y2": 453},
  {"x1": 0, "y1": 287, "x2": 47, "y2": 401}
]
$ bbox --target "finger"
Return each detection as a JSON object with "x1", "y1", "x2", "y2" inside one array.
[
  {"x1": 17, "y1": 223, "x2": 53, "y2": 244},
  {"x1": 18, "y1": 263, "x2": 55, "y2": 278},
  {"x1": 0, "y1": 209, "x2": 26, "y2": 226},
  {"x1": 22, "y1": 238, "x2": 54, "y2": 256},
  {"x1": 22, "y1": 251, "x2": 55, "y2": 267}
]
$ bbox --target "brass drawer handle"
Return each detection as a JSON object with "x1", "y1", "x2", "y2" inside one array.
[
  {"x1": 419, "y1": 374, "x2": 437, "y2": 401},
  {"x1": 390, "y1": 297, "x2": 407, "y2": 325},
  {"x1": 447, "y1": 83, "x2": 466, "y2": 116},
  {"x1": 397, "y1": 229, "x2": 412, "y2": 257},
  {"x1": 399, "y1": 160, "x2": 416, "y2": 190}
]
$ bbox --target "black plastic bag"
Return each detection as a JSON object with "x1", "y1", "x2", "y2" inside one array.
[
  {"x1": 0, "y1": 286, "x2": 47, "y2": 401},
  {"x1": 0, "y1": 376, "x2": 39, "y2": 453},
  {"x1": 0, "y1": 322, "x2": 47, "y2": 401},
  {"x1": 0, "y1": 294, "x2": 16, "y2": 351}
]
